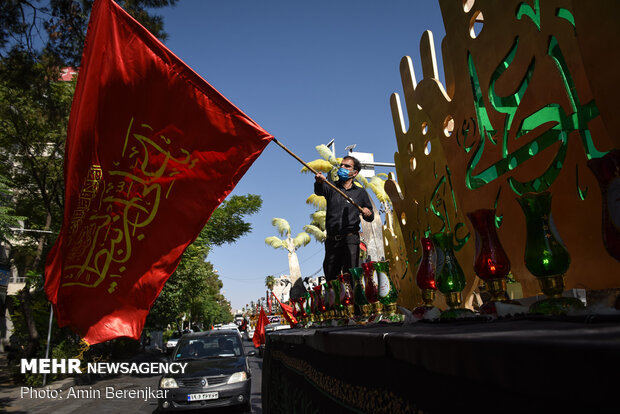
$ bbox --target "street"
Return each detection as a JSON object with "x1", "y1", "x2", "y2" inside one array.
[{"x1": 0, "y1": 339, "x2": 263, "y2": 413}]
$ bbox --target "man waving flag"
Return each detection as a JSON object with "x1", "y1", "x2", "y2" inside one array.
[{"x1": 44, "y1": 0, "x2": 273, "y2": 345}]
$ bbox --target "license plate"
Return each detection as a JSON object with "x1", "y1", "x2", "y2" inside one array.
[{"x1": 187, "y1": 392, "x2": 218, "y2": 401}]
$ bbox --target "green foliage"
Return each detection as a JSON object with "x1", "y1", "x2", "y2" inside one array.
[
  {"x1": 0, "y1": 1, "x2": 179, "y2": 67},
  {"x1": 0, "y1": 174, "x2": 25, "y2": 243},
  {"x1": 8, "y1": 288, "x2": 83, "y2": 385},
  {"x1": 0, "y1": 51, "x2": 71, "y2": 237},
  {"x1": 201, "y1": 194, "x2": 263, "y2": 255},
  {"x1": 0, "y1": 0, "x2": 210, "y2": 362},
  {"x1": 9, "y1": 289, "x2": 52, "y2": 351},
  {"x1": 265, "y1": 275, "x2": 276, "y2": 290}
]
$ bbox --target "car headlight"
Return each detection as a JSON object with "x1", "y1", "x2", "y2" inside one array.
[
  {"x1": 160, "y1": 377, "x2": 179, "y2": 388},
  {"x1": 227, "y1": 371, "x2": 248, "y2": 384}
]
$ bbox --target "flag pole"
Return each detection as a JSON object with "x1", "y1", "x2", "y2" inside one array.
[{"x1": 272, "y1": 138, "x2": 365, "y2": 213}]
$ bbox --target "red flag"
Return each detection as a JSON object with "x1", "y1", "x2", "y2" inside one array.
[
  {"x1": 44, "y1": 0, "x2": 273, "y2": 345},
  {"x1": 252, "y1": 307, "x2": 270, "y2": 348},
  {"x1": 272, "y1": 294, "x2": 298, "y2": 326}
]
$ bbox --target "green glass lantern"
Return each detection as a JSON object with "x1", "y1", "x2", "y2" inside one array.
[
  {"x1": 302, "y1": 291, "x2": 313, "y2": 323},
  {"x1": 516, "y1": 191, "x2": 584, "y2": 315},
  {"x1": 373, "y1": 260, "x2": 398, "y2": 315},
  {"x1": 331, "y1": 279, "x2": 344, "y2": 317},
  {"x1": 350, "y1": 267, "x2": 371, "y2": 317},
  {"x1": 432, "y1": 231, "x2": 475, "y2": 319}
]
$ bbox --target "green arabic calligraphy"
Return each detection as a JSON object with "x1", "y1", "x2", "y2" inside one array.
[{"x1": 466, "y1": 31, "x2": 607, "y2": 196}]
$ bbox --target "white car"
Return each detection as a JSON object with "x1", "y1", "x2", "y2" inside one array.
[
  {"x1": 214, "y1": 324, "x2": 240, "y2": 333},
  {"x1": 265, "y1": 323, "x2": 291, "y2": 332},
  {"x1": 165, "y1": 331, "x2": 182, "y2": 353}
]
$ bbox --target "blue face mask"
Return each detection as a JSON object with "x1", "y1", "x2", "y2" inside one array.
[{"x1": 337, "y1": 167, "x2": 351, "y2": 181}]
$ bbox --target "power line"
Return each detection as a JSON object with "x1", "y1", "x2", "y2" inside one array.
[
  {"x1": 218, "y1": 247, "x2": 324, "y2": 281},
  {"x1": 306, "y1": 267, "x2": 323, "y2": 277},
  {"x1": 270, "y1": 247, "x2": 323, "y2": 275}
]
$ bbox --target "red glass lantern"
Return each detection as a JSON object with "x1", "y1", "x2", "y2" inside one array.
[
  {"x1": 312, "y1": 284, "x2": 326, "y2": 317},
  {"x1": 413, "y1": 237, "x2": 437, "y2": 318},
  {"x1": 361, "y1": 261, "x2": 381, "y2": 313},
  {"x1": 298, "y1": 295, "x2": 308, "y2": 320},
  {"x1": 467, "y1": 208, "x2": 513, "y2": 315},
  {"x1": 291, "y1": 297, "x2": 301, "y2": 320}
]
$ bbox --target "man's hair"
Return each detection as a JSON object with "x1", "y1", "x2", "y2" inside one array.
[{"x1": 343, "y1": 155, "x2": 362, "y2": 172}]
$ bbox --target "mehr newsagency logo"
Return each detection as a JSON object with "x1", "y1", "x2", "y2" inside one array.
[{"x1": 21, "y1": 358, "x2": 187, "y2": 375}]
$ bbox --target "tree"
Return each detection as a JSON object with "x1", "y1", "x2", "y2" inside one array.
[
  {"x1": 0, "y1": 53, "x2": 74, "y2": 358},
  {"x1": 303, "y1": 210, "x2": 327, "y2": 243},
  {"x1": 0, "y1": 174, "x2": 25, "y2": 243},
  {"x1": 265, "y1": 218, "x2": 310, "y2": 287},
  {"x1": 1, "y1": 1, "x2": 178, "y2": 66},
  {"x1": 265, "y1": 275, "x2": 276, "y2": 291},
  {"x1": 200, "y1": 194, "x2": 263, "y2": 257}
]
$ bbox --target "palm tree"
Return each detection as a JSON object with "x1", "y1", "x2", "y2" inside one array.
[
  {"x1": 265, "y1": 218, "x2": 311, "y2": 287},
  {"x1": 303, "y1": 210, "x2": 326, "y2": 243},
  {"x1": 301, "y1": 144, "x2": 341, "y2": 179},
  {"x1": 265, "y1": 275, "x2": 276, "y2": 291}
]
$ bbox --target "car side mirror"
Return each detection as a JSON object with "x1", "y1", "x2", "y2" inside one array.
[{"x1": 246, "y1": 350, "x2": 257, "y2": 357}]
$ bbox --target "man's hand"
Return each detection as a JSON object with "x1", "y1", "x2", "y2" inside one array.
[
  {"x1": 315, "y1": 173, "x2": 327, "y2": 183},
  {"x1": 361, "y1": 207, "x2": 372, "y2": 218}
]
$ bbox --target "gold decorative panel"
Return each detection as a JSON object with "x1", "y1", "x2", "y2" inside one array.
[
  {"x1": 385, "y1": 31, "x2": 478, "y2": 310},
  {"x1": 385, "y1": 0, "x2": 619, "y2": 305},
  {"x1": 383, "y1": 206, "x2": 417, "y2": 309}
]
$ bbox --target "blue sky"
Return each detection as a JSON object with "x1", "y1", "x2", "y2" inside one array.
[{"x1": 159, "y1": 0, "x2": 447, "y2": 310}]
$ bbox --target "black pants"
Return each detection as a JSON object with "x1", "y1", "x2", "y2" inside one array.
[{"x1": 323, "y1": 233, "x2": 360, "y2": 282}]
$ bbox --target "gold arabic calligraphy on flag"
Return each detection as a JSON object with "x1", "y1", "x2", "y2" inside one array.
[{"x1": 62, "y1": 117, "x2": 196, "y2": 293}]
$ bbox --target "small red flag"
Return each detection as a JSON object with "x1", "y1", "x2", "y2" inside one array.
[
  {"x1": 44, "y1": 0, "x2": 272, "y2": 345},
  {"x1": 360, "y1": 241, "x2": 367, "y2": 252},
  {"x1": 252, "y1": 307, "x2": 270, "y2": 348},
  {"x1": 272, "y1": 294, "x2": 298, "y2": 326}
]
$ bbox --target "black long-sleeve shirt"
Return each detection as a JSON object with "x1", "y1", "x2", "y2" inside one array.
[{"x1": 314, "y1": 178, "x2": 374, "y2": 236}]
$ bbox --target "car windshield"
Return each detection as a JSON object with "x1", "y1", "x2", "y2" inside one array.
[{"x1": 174, "y1": 335, "x2": 243, "y2": 360}]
